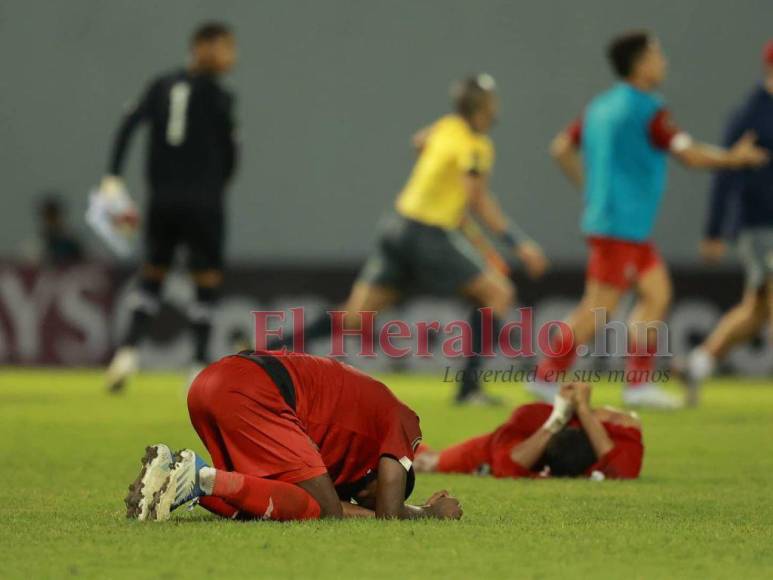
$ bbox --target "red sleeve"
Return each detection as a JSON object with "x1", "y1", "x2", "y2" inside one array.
[
  {"x1": 566, "y1": 117, "x2": 582, "y2": 146},
  {"x1": 489, "y1": 403, "x2": 552, "y2": 478},
  {"x1": 648, "y1": 109, "x2": 683, "y2": 151},
  {"x1": 589, "y1": 425, "x2": 644, "y2": 479},
  {"x1": 379, "y1": 404, "x2": 423, "y2": 470}
]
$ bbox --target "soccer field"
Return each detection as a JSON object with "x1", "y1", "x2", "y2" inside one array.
[{"x1": 2, "y1": 370, "x2": 772, "y2": 579}]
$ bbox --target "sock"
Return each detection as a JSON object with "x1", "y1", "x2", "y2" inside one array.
[
  {"x1": 268, "y1": 313, "x2": 332, "y2": 351},
  {"x1": 211, "y1": 470, "x2": 321, "y2": 521},
  {"x1": 687, "y1": 348, "x2": 716, "y2": 381},
  {"x1": 198, "y1": 496, "x2": 241, "y2": 519},
  {"x1": 626, "y1": 337, "x2": 657, "y2": 387},
  {"x1": 199, "y1": 466, "x2": 216, "y2": 495},
  {"x1": 123, "y1": 278, "x2": 162, "y2": 346},
  {"x1": 457, "y1": 309, "x2": 501, "y2": 400},
  {"x1": 189, "y1": 285, "x2": 219, "y2": 364},
  {"x1": 535, "y1": 324, "x2": 576, "y2": 382},
  {"x1": 436, "y1": 434, "x2": 493, "y2": 474}
]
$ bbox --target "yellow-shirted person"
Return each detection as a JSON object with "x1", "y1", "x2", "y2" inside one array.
[{"x1": 271, "y1": 75, "x2": 549, "y2": 404}]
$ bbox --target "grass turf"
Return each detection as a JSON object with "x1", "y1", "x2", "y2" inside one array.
[{"x1": 1, "y1": 369, "x2": 772, "y2": 579}]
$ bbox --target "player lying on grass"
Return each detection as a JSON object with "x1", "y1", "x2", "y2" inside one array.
[
  {"x1": 125, "y1": 350, "x2": 463, "y2": 522},
  {"x1": 414, "y1": 383, "x2": 643, "y2": 479}
]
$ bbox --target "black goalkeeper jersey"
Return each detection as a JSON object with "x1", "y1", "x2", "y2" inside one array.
[{"x1": 108, "y1": 68, "x2": 237, "y2": 204}]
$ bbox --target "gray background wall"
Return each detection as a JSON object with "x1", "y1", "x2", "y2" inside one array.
[{"x1": 1, "y1": 0, "x2": 770, "y2": 265}]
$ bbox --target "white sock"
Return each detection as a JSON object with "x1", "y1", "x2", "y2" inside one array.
[
  {"x1": 198, "y1": 466, "x2": 216, "y2": 495},
  {"x1": 687, "y1": 348, "x2": 716, "y2": 381}
]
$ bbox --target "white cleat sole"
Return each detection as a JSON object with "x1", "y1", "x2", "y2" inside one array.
[
  {"x1": 148, "y1": 450, "x2": 197, "y2": 522},
  {"x1": 125, "y1": 444, "x2": 173, "y2": 521}
]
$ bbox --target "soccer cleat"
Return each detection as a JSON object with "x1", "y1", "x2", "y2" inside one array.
[
  {"x1": 622, "y1": 384, "x2": 683, "y2": 410},
  {"x1": 105, "y1": 346, "x2": 139, "y2": 394},
  {"x1": 148, "y1": 449, "x2": 209, "y2": 521},
  {"x1": 524, "y1": 380, "x2": 559, "y2": 402},
  {"x1": 124, "y1": 444, "x2": 174, "y2": 521}
]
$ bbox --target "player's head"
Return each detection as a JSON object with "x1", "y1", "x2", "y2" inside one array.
[
  {"x1": 542, "y1": 427, "x2": 596, "y2": 477},
  {"x1": 607, "y1": 30, "x2": 667, "y2": 88},
  {"x1": 452, "y1": 73, "x2": 498, "y2": 133},
  {"x1": 190, "y1": 21, "x2": 236, "y2": 75}
]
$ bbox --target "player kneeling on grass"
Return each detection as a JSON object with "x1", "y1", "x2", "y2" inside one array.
[
  {"x1": 415, "y1": 383, "x2": 643, "y2": 480},
  {"x1": 125, "y1": 350, "x2": 462, "y2": 521}
]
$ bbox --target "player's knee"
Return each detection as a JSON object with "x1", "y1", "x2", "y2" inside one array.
[{"x1": 647, "y1": 288, "x2": 672, "y2": 316}]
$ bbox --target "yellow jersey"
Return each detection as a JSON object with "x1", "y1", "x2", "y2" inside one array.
[{"x1": 395, "y1": 114, "x2": 495, "y2": 230}]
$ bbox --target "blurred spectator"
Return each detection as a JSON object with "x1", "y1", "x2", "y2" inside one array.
[{"x1": 20, "y1": 193, "x2": 84, "y2": 266}]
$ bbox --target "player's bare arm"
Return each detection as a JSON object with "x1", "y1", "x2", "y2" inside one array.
[
  {"x1": 571, "y1": 384, "x2": 615, "y2": 458},
  {"x1": 509, "y1": 385, "x2": 575, "y2": 469},
  {"x1": 412, "y1": 124, "x2": 433, "y2": 152},
  {"x1": 550, "y1": 128, "x2": 584, "y2": 189},
  {"x1": 673, "y1": 130, "x2": 769, "y2": 169},
  {"x1": 374, "y1": 457, "x2": 462, "y2": 520},
  {"x1": 465, "y1": 173, "x2": 549, "y2": 279},
  {"x1": 296, "y1": 473, "x2": 344, "y2": 519}
]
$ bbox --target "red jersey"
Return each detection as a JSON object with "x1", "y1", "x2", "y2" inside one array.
[
  {"x1": 437, "y1": 402, "x2": 643, "y2": 479},
  {"x1": 257, "y1": 351, "x2": 423, "y2": 491}
]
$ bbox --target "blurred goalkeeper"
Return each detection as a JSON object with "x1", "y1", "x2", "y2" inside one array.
[{"x1": 100, "y1": 22, "x2": 238, "y2": 392}]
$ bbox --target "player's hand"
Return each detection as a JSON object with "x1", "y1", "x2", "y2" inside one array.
[
  {"x1": 424, "y1": 489, "x2": 450, "y2": 505},
  {"x1": 729, "y1": 131, "x2": 769, "y2": 168},
  {"x1": 570, "y1": 382, "x2": 592, "y2": 409},
  {"x1": 99, "y1": 175, "x2": 126, "y2": 198},
  {"x1": 516, "y1": 241, "x2": 549, "y2": 279},
  {"x1": 700, "y1": 239, "x2": 727, "y2": 263},
  {"x1": 425, "y1": 494, "x2": 463, "y2": 520}
]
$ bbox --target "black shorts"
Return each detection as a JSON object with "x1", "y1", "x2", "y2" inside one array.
[
  {"x1": 357, "y1": 213, "x2": 485, "y2": 295},
  {"x1": 145, "y1": 201, "x2": 224, "y2": 271}
]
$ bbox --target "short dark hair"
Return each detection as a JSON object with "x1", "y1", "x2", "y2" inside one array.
[
  {"x1": 452, "y1": 74, "x2": 496, "y2": 119},
  {"x1": 542, "y1": 427, "x2": 597, "y2": 477},
  {"x1": 191, "y1": 21, "x2": 233, "y2": 46},
  {"x1": 607, "y1": 30, "x2": 651, "y2": 78}
]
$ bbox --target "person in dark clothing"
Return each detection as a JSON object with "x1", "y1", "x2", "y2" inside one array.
[
  {"x1": 38, "y1": 194, "x2": 84, "y2": 266},
  {"x1": 103, "y1": 22, "x2": 238, "y2": 393},
  {"x1": 679, "y1": 40, "x2": 773, "y2": 403}
]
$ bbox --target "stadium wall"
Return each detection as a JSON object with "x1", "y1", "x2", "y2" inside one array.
[{"x1": 0, "y1": 0, "x2": 769, "y2": 265}]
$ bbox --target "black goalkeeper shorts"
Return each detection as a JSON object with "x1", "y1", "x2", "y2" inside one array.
[{"x1": 144, "y1": 200, "x2": 224, "y2": 271}]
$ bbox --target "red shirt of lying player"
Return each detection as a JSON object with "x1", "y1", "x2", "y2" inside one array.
[
  {"x1": 415, "y1": 383, "x2": 643, "y2": 480},
  {"x1": 126, "y1": 351, "x2": 462, "y2": 522}
]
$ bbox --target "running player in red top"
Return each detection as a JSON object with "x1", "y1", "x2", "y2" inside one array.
[
  {"x1": 531, "y1": 31, "x2": 767, "y2": 409},
  {"x1": 414, "y1": 383, "x2": 643, "y2": 480},
  {"x1": 125, "y1": 351, "x2": 462, "y2": 522}
]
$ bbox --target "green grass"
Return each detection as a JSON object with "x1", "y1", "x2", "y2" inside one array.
[{"x1": 1, "y1": 369, "x2": 772, "y2": 579}]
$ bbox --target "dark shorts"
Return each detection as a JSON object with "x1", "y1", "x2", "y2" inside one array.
[
  {"x1": 737, "y1": 228, "x2": 773, "y2": 289},
  {"x1": 145, "y1": 200, "x2": 224, "y2": 271},
  {"x1": 357, "y1": 213, "x2": 485, "y2": 295}
]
